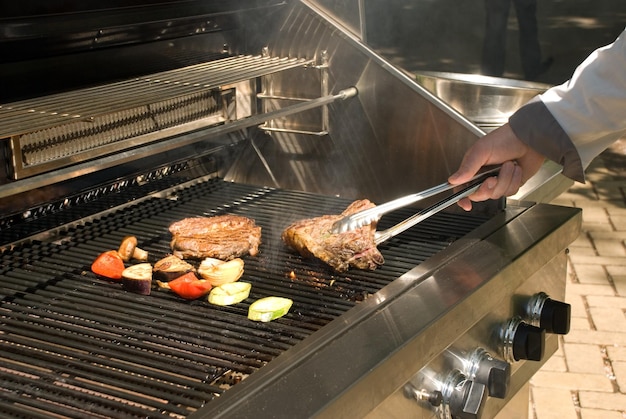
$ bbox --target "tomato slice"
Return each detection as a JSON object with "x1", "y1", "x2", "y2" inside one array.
[
  {"x1": 159, "y1": 272, "x2": 213, "y2": 299},
  {"x1": 91, "y1": 250, "x2": 125, "y2": 280}
]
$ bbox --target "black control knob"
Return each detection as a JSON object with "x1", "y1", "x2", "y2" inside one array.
[
  {"x1": 527, "y1": 293, "x2": 571, "y2": 334},
  {"x1": 449, "y1": 379, "x2": 487, "y2": 419},
  {"x1": 473, "y1": 353, "x2": 510, "y2": 399},
  {"x1": 502, "y1": 317, "x2": 545, "y2": 362},
  {"x1": 512, "y1": 322, "x2": 545, "y2": 361}
]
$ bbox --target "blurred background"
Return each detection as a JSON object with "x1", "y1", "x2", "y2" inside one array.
[{"x1": 363, "y1": 0, "x2": 626, "y2": 86}]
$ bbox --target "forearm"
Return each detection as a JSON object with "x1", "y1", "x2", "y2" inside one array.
[
  {"x1": 509, "y1": 98, "x2": 584, "y2": 182},
  {"x1": 509, "y1": 27, "x2": 626, "y2": 182}
]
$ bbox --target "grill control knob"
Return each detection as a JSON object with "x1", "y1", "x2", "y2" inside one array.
[
  {"x1": 501, "y1": 317, "x2": 545, "y2": 363},
  {"x1": 443, "y1": 370, "x2": 486, "y2": 419},
  {"x1": 526, "y1": 292, "x2": 571, "y2": 334},
  {"x1": 466, "y1": 348, "x2": 510, "y2": 399}
]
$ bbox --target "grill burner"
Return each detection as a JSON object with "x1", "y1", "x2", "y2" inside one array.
[{"x1": 0, "y1": 178, "x2": 487, "y2": 418}]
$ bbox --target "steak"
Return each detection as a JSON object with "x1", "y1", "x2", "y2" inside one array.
[
  {"x1": 282, "y1": 199, "x2": 384, "y2": 272},
  {"x1": 169, "y1": 215, "x2": 261, "y2": 260}
]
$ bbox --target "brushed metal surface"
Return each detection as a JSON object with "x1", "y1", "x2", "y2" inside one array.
[
  {"x1": 225, "y1": 0, "x2": 485, "y2": 205},
  {"x1": 192, "y1": 202, "x2": 581, "y2": 419},
  {"x1": 414, "y1": 71, "x2": 551, "y2": 126}
]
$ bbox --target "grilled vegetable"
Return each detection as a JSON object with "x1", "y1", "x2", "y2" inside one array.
[
  {"x1": 208, "y1": 282, "x2": 252, "y2": 306},
  {"x1": 248, "y1": 296, "x2": 293, "y2": 322},
  {"x1": 153, "y1": 255, "x2": 195, "y2": 281},
  {"x1": 198, "y1": 257, "x2": 244, "y2": 286},
  {"x1": 118, "y1": 236, "x2": 148, "y2": 262},
  {"x1": 157, "y1": 272, "x2": 213, "y2": 299},
  {"x1": 121, "y1": 263, "x2": 153, "y2": 295},
  {"x1": 91, "y1": 250, "x2": 125, "y2": 280}
]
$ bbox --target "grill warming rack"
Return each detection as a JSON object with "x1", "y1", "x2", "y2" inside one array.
[{"x1": 2, "y1": 54, "x2": 320, "y2": 180}]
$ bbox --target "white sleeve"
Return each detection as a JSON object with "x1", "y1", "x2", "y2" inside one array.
[{"x1": 539, "y1": 27, "x2": 626, "y2": 171}]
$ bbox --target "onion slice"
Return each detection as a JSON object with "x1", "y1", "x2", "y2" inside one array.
[{"x1": 208, "y1": 282, "x2": 252, "y2": 306}]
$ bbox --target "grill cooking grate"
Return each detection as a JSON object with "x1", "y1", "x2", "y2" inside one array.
[{"x1": 0, "y1": 179, "x2": 487, "y2": 418}]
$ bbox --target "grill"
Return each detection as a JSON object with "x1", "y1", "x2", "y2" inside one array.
[
  {"x1": 1, "y1": 178, "x2": 486, "y2": 418},
  {"x1": 0, "y1": 1, "x2": 581, "y2": 418}
]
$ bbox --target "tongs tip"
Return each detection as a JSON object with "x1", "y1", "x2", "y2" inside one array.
[{"x1": 330, "y1": 215, "x2": 378, "y2": 234}]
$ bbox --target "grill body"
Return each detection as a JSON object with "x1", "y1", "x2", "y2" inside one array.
[{"x1": 0, "y1": 1, "x2": 581, "y2": 418}]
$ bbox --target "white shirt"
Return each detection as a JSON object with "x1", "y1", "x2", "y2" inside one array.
[{"x1": 509, "y1": 27, "x2": 626, "y2": 182}]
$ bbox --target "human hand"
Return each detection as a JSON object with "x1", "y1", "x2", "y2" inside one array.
[{"x1": 448, "y1": 123, "x2": 545, "y2": 210}]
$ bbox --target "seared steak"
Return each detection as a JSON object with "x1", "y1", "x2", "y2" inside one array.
[
  {"x1": 282, "y1": 199, "x2": 384, "y2": 272},
  {"x1": 169, "y1": 215, "x2": 261, "y2": 260}
]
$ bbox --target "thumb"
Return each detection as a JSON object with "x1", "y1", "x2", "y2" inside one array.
[{"x1": 448, "y1": 149, "x2": 488, "y2": 185}]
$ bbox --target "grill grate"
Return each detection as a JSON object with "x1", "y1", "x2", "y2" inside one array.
[{"x1": 0, "y1": 178, "x2": 487, "y2": 418}]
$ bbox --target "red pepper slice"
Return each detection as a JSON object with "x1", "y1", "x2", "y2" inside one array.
[
  {"x1": 91, "y1": 250, "x2": 125, "y2": 280},
  {"x1": 159, "y1": 272, "x2": 213, "y2": 300}
]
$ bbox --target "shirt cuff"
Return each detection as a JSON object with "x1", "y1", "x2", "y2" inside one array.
[{"x1": 509, "y1": 97, "x2": 586, "y2": 182}]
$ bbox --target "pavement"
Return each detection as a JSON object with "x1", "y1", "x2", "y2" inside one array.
[
  {"x1": 367, "y1": 1, "x2": 626, "y2": 417},
  {"x1": 531, "y1": 139, "x2": 626, "y2": 419}
]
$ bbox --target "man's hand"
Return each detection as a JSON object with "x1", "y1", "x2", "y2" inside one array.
[{"x1": 448, "y1": 123, "x2": 546, "y2": 210}]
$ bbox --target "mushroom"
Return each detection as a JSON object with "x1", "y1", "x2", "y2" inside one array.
[
  {"x1": 118, "y1": 236, "x2": 148, "y2": 261},
  {"x1": 153, "y1": 254, "x2": 195, "y2": 281}
]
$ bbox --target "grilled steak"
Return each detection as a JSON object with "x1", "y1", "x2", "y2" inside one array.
[
  {"x1": 169, "y1": 215, "x2": 261, "y2": 260},
  {"x1": 282, "y1": 199, "x2": 384, "y2": 272}
]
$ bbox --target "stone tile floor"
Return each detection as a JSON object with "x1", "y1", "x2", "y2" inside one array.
[{"x1": 531, "y1": 139, "x2": 626, "y2": 418}]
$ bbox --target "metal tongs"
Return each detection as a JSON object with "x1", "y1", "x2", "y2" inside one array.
[{"x1": 330, "y1": 166, "x2": 501, "y2": 244}]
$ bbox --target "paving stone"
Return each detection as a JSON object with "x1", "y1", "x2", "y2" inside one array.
[
  {"x1": 530, "y1": 371, "x2": 614, "y2": 392},
  {"x1": 611, "y1": 217, "x2": 626, "y2": 231},
  {"x1": 562, "y1": 343, "x2": 607, "y2": 374},
  {"x1": 588, "y1": 307, "x2": 626, "y2": 332},
  {"x1": 612, "y1": 275, "x2": 626, "y2": 297},
  {"x1": 530, "y1": 387, "x2": 578, "y2": 419},
  {"x1": 607, "y1": 208, "x2": 626, "y2": 220},
  {"x1": 586, "y1": 295, "x2": 626, "y2": 309},
  {"x1": 552, "y1": 197, "x2": 576, "y2": 206},
  {"x1": 572, "y1": 199, "x2": 626, "y2": 208},
  {"x1": 590, "y1": 230, "x2": 626, "y2": 240},
  {"x1": 579, "y1": 408, "x2": 625, "y2": 419},
  {"x1": 581, "y1": 222, "x2": 614, "y2": 233},
  {"x1": 606, "y1": 345, "x2": 626, "y2": 362},
  {"x1": 561, "y1": 190, "x2": 599, "y2": 201},
  {"x1": 578, "y1": 391, "x2": 626, "y2": 410},
  {"x1": 593, "y1": 239, "x2": 626, "y2": 257},
  {"x1": 570, "y1": 316, "x2": 592, "y2": 331},
  {"x1": 597, "y1": 189, "x2": 625, "y2": 202},
  {"x1": 564, "y1": 294, "x2": 588, "y2": 318},
  {"x1": 541, "y1": 351, "x2": 568, "y2": 372},
  {"x1": 612, "y1": 360, "x2": 626, "y2": 393},
  {"x1": 566, "y1": 282, "x2": 614, "y2": 297},
  {"x1": 580, "y1": 207, "x2": 610, "y2": 224},
  {"x1": 572, "y1": 264, "x2": 610, "y2": 284},
  {"x1": 565, "y1": 330, "x2": 626, "y2": 346},
  {"x1": 570, "y1": 254, "x2": 626, "y2": 266},
  {"x1": 574, "y1": 200, "x2": 626, "y2": 210}
]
